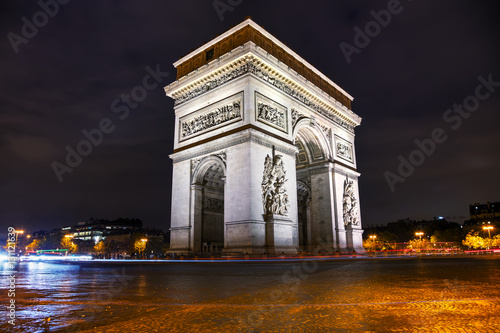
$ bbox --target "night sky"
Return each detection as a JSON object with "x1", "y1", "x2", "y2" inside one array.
[{"x1": 1, "y1": 0, "x2": 499, "y2": 233}]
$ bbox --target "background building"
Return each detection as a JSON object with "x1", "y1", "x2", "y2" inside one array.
[{"x1": 469, "y1": 202, "x2": 500, "y2": 221}]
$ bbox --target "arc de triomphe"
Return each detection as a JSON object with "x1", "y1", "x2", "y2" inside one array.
[{"x1": 164, "y1": 18, "x2": 364, "y2": 255}]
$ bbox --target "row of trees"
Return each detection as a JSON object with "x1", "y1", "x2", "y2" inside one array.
[
  {"x1": 462, "y1": 232, "x2": 500, "y2": 249},
  {"x1": 363, "y1": 228, "x2": 499, "y2": 252},
  {"x1": 23, "y1": 232, "x2": 168, "y2": 257},
  {"x1": 364, "y1": 216, "x2": 496, "y2": 249}
]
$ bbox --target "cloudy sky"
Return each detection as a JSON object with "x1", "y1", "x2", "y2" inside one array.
[{"x1": 1, "y1": 0, "x2": 499, "y2": 233}]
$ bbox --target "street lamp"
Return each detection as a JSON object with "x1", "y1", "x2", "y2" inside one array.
[
  {"x1": 415, "y1": 232, "x2": 424, "y2": 240},
  {"x1": 483, "y1": 226, "x2": 494, "y2": 238},
  {"x1": 369, "y1": 235, "x2": 377, "y2": 251},
  {"x1": 14, "y1": 230, "x2": 24, "y2": 254},
  {"x1": 14, "y1": 230, "x2": 24, "y2": 251},
  {"x1": 140, "y1": 238, "x2": 148, "y2": 258},
  {"x1": 14, "y1": 230, "x2": 24, "y2": 241}
]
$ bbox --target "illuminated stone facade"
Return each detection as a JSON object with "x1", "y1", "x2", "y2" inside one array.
[{"x1": 164, "y1": 19, "x2": 364, "y2": 255}]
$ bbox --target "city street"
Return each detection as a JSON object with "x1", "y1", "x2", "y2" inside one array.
[{"x1": 2, "y1": 256, "x2": 499, "y2": 332}]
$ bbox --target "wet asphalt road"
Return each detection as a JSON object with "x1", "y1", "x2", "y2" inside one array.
[{"x1": 1, "y1": 255, "x2": 499, "y2": 332}]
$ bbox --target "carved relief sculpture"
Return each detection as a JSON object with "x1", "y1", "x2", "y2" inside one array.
[
  {"x1": 335, "y1": 136, "x2": 353, "y2": 162},
  {"x1": 262, "y1": 154, "x2": 290, "y2": 216},
  {"x1": 337, "y1": 142, "x2": 350, "y2": 159},
  {"x1": 255, "y1": 92, "x2": 288, "y2": 132},
  {"x1": 180, "y1": 95, "x2": 242, "y2": 140},
  {"x1": 343, "y1": 176, "x2": 359, "y2": 226},
  {"x1": 257, "y1": 103, "x2": 286, "y2": 130},
  {"x1": 203, "y1": 197, "x2": 224, "y2": 212}
]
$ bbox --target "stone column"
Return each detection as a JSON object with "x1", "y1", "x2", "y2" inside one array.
[
  {"x1": 346, "y1": 228, "x2": 365, "y2": 253},
  {"x1": 265, "y1": 214, "x2": 295, "y2": 255},
  {"x1": 309, "y1": 163, "x2": 336, "y2": 253},
  {"x1": 190, "y1": 183, "x2": 204, "y2": 252},
  {"x1": 332, "y1": 165, "x2": 363, "y2": 253}
]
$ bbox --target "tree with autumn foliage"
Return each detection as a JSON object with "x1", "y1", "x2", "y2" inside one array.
[
  {"x1": 26, "y1": 239, "x2": 43, "y2": 251},
  {"x1": 93, "y1": 241, "x2": 105, "y2": 254},
  {"x1": 60, "y1": 236, "x2": 77, "y2": 253},
  {"x1": 462, "y1": 231, "x2": 500, "y2": 249}
]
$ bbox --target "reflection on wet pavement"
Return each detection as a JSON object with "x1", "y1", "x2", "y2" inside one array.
[{"x1": 1, "y1": 257, "x2": 499, "y2": 332}]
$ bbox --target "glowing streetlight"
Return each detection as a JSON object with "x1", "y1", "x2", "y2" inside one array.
[
  {"x1": 64, "y1": 234, "x2": 74, "y2": 238},
  {"x1": 369, "y1": 235, "x2": 377, "y2": 241},
  {"x1": 140, "y1": 239, "x2": 148, "y2": 258},
  {"x1": 415, "y1": 232, "x2": 424, "y2": 240},
  {"x1": 14, "y1": 230, "x2": 24, "y2": 243},
  {"x1": 483, "y1": 226, "x2": 494, "y2": 238}
]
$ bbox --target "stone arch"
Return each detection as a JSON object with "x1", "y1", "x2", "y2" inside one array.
[
  {"x1": 292, "y1": 118, "x2": 332, "y2": 162},
  {"x1": 191, "y1": 155, "x2": 226, "y2": 185},
  {"x1": 190, "y1": 154, "x2": 226, "y2": 253},
  {"x1": 293, "y1": 119, "x2": 334, "y2": 252}
]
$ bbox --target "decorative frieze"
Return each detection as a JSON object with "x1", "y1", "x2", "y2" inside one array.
[
  {"x1": 335, "y1": 135, "x2": 353, "y2": 163},
  {"x1": 179, "y1": 93, "x2": 243, "y2": 141},
  {"x1": 262, "y1": 154, "x2": 290, "y2": 216},
  {"x1": 255, "y1": 92, "x2": 288, "y2": 133},
  {"x1": 173, "y1": 59, "x2": 355, "y2": 133},
  {"x1": 343, "y1": 176, "x2": 359, "y2": 227}
]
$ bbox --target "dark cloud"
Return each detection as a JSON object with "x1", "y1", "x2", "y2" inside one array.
[{"x1": 1, "y1": 0, "x2": 499, "y2": 232}]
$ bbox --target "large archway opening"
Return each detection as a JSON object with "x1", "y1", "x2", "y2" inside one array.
[
  {"x1": 293, "y1": 121, "x2": 331, "y2": 252},
  {"x1": 200, "y1": 163, "x2": 225, "y2": 253},
  {"x1": 191, "y1": 156, "x2": 226, "y2": 254}
]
